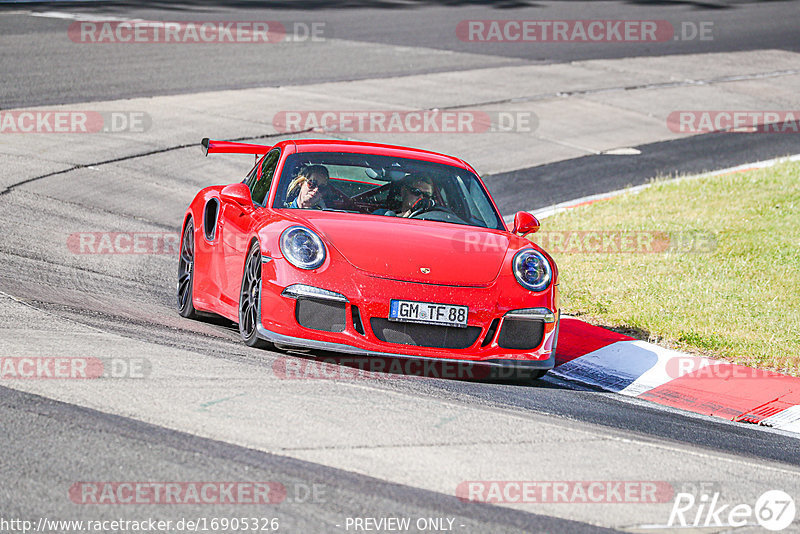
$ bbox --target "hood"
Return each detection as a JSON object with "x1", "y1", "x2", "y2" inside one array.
[{"x1": 293, "y1": 212, "x2": 510, "y2": 286}]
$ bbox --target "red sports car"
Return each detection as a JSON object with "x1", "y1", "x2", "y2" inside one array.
[{"x1": 178, "y1": 138, "x2": 558, "y2": 379}]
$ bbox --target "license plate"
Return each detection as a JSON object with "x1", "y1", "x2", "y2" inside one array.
[{"x1": 389, "y1": 300, "x2": 468, "y2": 328}]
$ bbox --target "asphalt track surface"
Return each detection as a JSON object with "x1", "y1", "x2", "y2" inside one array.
[
  {"x1": 2, "y1": 0, "x2": 800, "y2": 108},
  {"x1": 2, "y1": 2, "x2": 800, "y2": 533},
  {"x1": 485, "y1": 129, "x2": 800, "y2": 212},
  {"x1": 1, "y1": 388, "x2": 617, "y2": 533}
]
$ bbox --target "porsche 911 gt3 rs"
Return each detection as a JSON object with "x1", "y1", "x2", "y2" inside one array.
[{"x1": 178, "y1": 138, "x2": 559, "y2": 379}]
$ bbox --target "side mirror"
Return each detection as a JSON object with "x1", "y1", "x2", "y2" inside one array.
[
  {"x1": 220, "y1": 183, "x2": 253, "y2": 207},
  {"x1": 512, "y1": 211, "x2": 540, "y2": 235}
]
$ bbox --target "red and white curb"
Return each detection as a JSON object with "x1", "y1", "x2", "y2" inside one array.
[
  {"x1": 512, "y1": 155, "x2": 800, "y2": 435},
  {"x1": 555, "y1": 318, "x2": 800, "y2": 435}
]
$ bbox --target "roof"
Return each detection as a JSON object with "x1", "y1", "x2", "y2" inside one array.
[{"x1": 280, "y1": 139, "x2": 471, "y2": 170}]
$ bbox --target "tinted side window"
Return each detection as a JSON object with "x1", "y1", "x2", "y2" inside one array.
[
  {"x1": 251, "y1": 149, "x2": 279, "y2": 206},
  {"x1": 244, "y1": 162, "x2": 259, "y2": 190}
]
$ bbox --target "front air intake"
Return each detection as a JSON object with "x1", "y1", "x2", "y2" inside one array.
[
  {"x1": 496, "y1": 318, "x2": 544, "y2": 350},
  {"x1": 370, "y1": 319, "x2": 480, "y2": 349},
  {"x1": 295, "y1": 298, "x2": 346, "y2": 332}
]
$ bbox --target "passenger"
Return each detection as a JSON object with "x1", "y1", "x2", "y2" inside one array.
[{"x1": 286, "y1": 165, "x2": 330, "y2": 209}]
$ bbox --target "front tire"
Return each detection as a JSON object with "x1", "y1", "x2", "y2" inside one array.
[
  {"x1": 239, "y1": 242, "x2": 270, "y2": 348},
  {"x1": 177, "y1": 219, "x2": 198, "y2": 319}
]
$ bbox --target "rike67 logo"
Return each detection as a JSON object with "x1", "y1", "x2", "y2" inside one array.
[{"x1": 668, "y1": 490, "x2": 796, "y2": 531}]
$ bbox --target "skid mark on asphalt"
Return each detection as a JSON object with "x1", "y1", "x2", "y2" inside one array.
[
  {"x1": 445, "y1": 68, "x2": 800, "y2": 111},
  {"x1": 0, "y1": 130, "x2": 309, "y2": 197},
  {"x1": 197, "y1": 392, "x2": 248, "y2": 412}
]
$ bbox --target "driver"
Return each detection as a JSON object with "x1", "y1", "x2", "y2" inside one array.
[
  {"x1": 398, "y1": 175, "x2": 435, "y2": 217},
  {"x1": 372, "y1": 174, "x2": 435, "y2": 217}
]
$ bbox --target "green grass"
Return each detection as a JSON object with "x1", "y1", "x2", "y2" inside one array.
[{"x1": 529, "y1": 160, "x2": 800, "y2": 374}]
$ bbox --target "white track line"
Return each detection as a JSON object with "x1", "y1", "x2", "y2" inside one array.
[{"x1": 551, "y1": 340, "x2": 722, "y2": 398}]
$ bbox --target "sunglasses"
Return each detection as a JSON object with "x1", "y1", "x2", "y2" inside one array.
[
  {"x1": 406, "y1": 186, "x2": 433, "y2": 199},
  {"x1": 306, "y1": 178, "x2": 328, "y2": 189}
]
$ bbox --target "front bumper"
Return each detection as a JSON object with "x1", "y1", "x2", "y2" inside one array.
[
  {"x1": 257, "y1": 258, "x2": 558, "y2": 367},
  {"x1": 256, "y1": 321, "x2": 556, "y2": 371}
]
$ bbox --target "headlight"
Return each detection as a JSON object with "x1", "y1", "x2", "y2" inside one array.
[
  {"x1": 280, "y1": 226, "x2": 326, "y2": 270},
  {"x1": 512, "y1": 249, "x2": 552, "y2": 292}
]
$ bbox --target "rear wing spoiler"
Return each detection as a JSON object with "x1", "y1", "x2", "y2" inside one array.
[{"x1": 201, "y1": 138, "x2": 272, "y2": 156}]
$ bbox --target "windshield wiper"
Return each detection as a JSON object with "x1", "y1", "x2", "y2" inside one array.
[{"x1": 321, "y1": 208, "x2": 361, "y2": 214}]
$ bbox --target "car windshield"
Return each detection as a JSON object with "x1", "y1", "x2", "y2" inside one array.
[{"x1": 273, "y1": 151, "x2": 504, "y2": 230}]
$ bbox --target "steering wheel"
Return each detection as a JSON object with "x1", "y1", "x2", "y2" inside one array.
[{"x1": 408, "y1": 203, "x2": 458, "y2": 219}]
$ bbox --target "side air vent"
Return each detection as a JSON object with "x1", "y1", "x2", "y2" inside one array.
[{"x1": 203, "y1": 198, "x2": 220, "y2": 241}]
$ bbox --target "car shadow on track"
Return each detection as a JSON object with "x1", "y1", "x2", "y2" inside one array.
[
  {"x1": 269, "y1": 348, "x2": 559, "y2": 387},
  {"x1": 200, "y1": 318, "x2": 564, "y2": 387}
]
